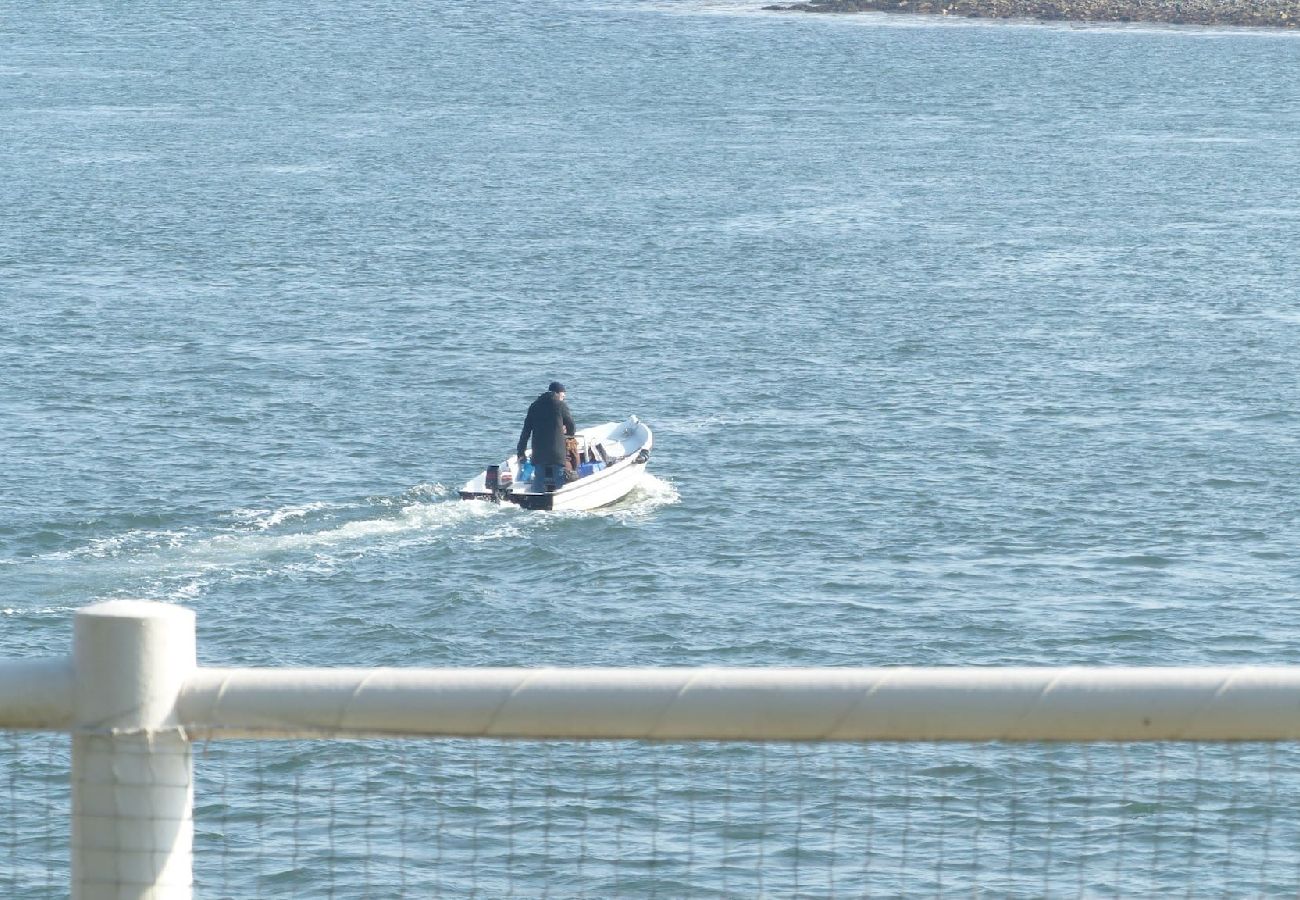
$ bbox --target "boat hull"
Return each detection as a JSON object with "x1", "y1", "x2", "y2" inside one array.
[{"x1": 459, "y1": 417, "x2": 652, "y2": 513}]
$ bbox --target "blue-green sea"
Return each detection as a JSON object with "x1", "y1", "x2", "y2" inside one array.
[{"x1": 3, "y1": 1, "x2": 1299, "y2": 895}]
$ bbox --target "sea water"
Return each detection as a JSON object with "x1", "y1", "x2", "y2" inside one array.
[{"x1": 2, "y1": 1, "x2": 1298, "y2": 895}]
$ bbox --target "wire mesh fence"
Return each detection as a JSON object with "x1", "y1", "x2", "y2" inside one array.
[
  {"x1": 189, "y1": 738, "x2": 1300, "y2": 898},
  {"x1": 4, "y1": 731, "x2": 1300, "y2": 896},
  {"x1": 12, "y1": 606, "x2": 1300, "y2": 896},
  {"x1": 2, "y1": 730, "x2": 69, "y2": 899}
]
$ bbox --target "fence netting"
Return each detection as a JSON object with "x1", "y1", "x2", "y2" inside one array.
[
  {"x1": 190, "y1": 738, "x2": 1300, "y2": 898},
  {"x1": 2, "y1": 730, "x2": 69, "y2": 898}
]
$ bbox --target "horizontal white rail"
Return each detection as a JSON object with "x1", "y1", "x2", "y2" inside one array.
[
  {"x1": 6, "y1": 657, "x2": 1300, "y2": 742},
  {"x1": 0, "y1": 658, "x2": 73, "y2": 729},
  {"x1": 176, "y1": 665, "x2": 1300, "y2": 742}
]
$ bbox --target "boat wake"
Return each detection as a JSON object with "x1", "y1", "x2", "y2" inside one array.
[
  {"x1": 594, "y1": 472, "x2": 681, "y2": 521},
  {"x1": 18, "y1": 475, "x2": 680, "y2": 609}
]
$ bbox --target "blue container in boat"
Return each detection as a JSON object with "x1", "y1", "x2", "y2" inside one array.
[
  {"x1": 519, "y1": 461, "x2": 535, "y2": 483},
  {"x1": 577, "y1": 461, "x2": 606, "y2": 478}
]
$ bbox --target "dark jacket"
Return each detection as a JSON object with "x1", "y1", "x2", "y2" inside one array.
[{"x1": 517, "y1": 391, "x2": 575, "y2": 468}]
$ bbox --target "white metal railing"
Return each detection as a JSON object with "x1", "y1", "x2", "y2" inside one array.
[{"x1": 3, "y1": 600, "x2": 1300, "y2": 898}]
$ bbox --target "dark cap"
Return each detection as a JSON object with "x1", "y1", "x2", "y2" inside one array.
[{"x1": 548, "y1": 381, "x2": 566, "y2": 393}]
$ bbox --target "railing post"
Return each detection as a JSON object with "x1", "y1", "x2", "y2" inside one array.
[{"x1": 72, "y1": 601, "x2": 196, "y2": 900}]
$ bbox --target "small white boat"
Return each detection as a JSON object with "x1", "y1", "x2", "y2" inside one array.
[{"x1": 459, "y1": 416, "x2": 653, "y2": 512}]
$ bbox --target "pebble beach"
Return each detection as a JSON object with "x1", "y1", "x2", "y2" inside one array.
[{"x1": 763, "y1": 0, "x2": 1300, "y2": 27}]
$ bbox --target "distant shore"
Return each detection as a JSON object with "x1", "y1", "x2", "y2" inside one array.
[{"x1": 762, "y1": 0, "x2": 1300, "y2": 27}]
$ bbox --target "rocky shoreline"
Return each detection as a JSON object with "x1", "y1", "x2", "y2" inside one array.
[{"x1": 762, "y1": 0, "x2": 1300, "y2": 27}]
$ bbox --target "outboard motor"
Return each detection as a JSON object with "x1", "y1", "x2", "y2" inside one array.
[{"x1": 484, "y1": 465, "x2": 502, "y2": 502}]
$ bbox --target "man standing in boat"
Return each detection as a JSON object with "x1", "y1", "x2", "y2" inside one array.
[{"x1": 517, "y1": 381, "x2": 578, "y2": 483}]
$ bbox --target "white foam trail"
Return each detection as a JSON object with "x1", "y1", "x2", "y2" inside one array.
[
  {"x1": 25, "y1": 475, "x2": 676, "y2": 609},
  {"x1": 71, "y1": 500, "x2": 501, "y2": 605},
  {"x1": 26, "y1": 496, "x2": 507, "y2": 608},
  {"x1": 657, "y1": 415, "x2": 733, "y2": 433},
  {"x1": 163, "y1": 578, "x2": 207, "y2": 603},
  {"x1": 230, "y1": 501, "x2": 336, "y2": 530},
  {"x1": 467, "y1": 521, "x2": 528, "y2": 544},
  {"x1": 39, "y1": 529, "x2": 189, "y2": 561},
  {"x1": 187, "y1": 498, "x2": 499, "y2": 563},
  {"x1": 594, "y1": 473, "x2": 681, "y2": 521},
  {"x1": 410, "y1": 482, "x2": 453, "y2": 500},
  {"x1": 2, "y1": 605, "x2": 78, "y2": 617}
]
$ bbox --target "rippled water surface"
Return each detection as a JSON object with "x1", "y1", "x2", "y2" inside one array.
[{"x1": 2, "y1": 0, "x2": 1298, "y2": 895}]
